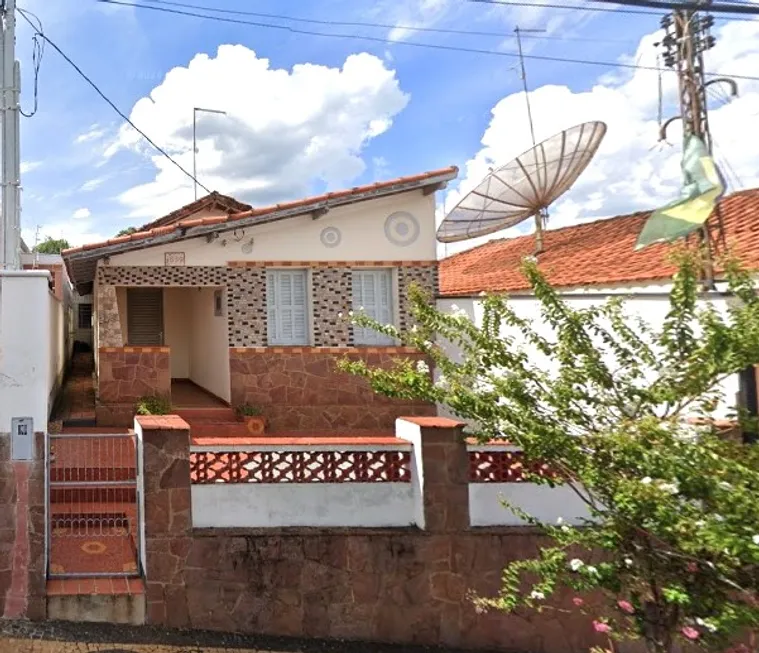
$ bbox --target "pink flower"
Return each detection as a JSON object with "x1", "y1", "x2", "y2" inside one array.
[
  {"x1": 617, "y1": 600, "x2": 635, "y2": 614},
  {"x1": 573, "y1": 597, "x2": 585, "y2": 607},
  {"x1": 593, "y1": 621, "x2": 612, "y2": 634},
  {"x1": 681, "y1": 627, "x2": 700, "y2": 641}
]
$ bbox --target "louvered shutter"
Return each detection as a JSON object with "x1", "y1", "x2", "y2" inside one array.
[
  {"x1": 127, "y1": 288, "x2": 164, "y2": 346},
  {"x1": 267, "y1": 270, "x2": 309, "y2": 345},
  {"x1": 352, "y1": 270, "x2": 394, "y2": 346}
]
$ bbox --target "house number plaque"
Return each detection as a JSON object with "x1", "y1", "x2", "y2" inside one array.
[{"x1": 165, "y1": 252, "x2": 186, "y2": 266}]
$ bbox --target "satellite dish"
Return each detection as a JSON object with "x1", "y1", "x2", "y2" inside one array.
[{"x1": 437, "y1": 121, "x2": 607, "y2": 253}]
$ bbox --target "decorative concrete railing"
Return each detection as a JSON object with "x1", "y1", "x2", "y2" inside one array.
[
  {"x1": 189, "y1": 438, "x2": 416, "y2": 528},
  {"x1": 467, "y1": 443, "x2": 588, "y2": 527}
]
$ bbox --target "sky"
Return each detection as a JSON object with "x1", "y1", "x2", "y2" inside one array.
[{"x1": 14, "y1": 0, "x2": 759, "y2": 256}]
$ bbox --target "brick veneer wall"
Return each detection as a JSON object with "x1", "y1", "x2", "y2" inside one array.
[
  {"x1": 97, "y1": 261, "x2": 437, "y2": 348},
  {"x1": 229, "y1": 347, "x2": 435, "y2": 432}
]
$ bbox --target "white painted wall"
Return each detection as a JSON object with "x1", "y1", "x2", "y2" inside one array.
[
  {"x1": 164, "y1": 288, "x2": 191, "y2": 378},
  {"x1": 469, "y1": 483, "x2": 589, "y2": 527},
  {"x1": 108, "y1": 190, "x2": 437, "y2": 266},
  {"x1": 437, "y1": 292, "x2": 740, "y2": 421},
  {"x1": 49, "y1": 292, "x2": 66, "y2": 412},
  {"x1": 192, "y1": 482, "x2": 416, "y2": 528},
  {"x1": 189, "y1": 288, "x2": 230, "y2": 402},
  {"x1": 0, "y1": 271, "x2": 52, "y2": 434}
]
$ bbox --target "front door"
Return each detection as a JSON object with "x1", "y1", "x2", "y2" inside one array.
[{"x1": 127, "y1": 288, "x2": 164, "y2": 346}]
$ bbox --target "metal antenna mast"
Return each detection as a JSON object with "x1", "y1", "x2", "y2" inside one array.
[
  {"x1": 658, "y1": 8, "x2": 736, "y2": 289},
  {"x1": 514, "y1": 25, "x2": 548, "y2": 253}
]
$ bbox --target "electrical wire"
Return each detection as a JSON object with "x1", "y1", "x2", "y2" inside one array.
[
  {"x1": 17, "y1": 6, "x2": 43, "y2": 117},
  {"x1": 95, "y1": 0, "x2": 759, "y2": 82},
  {"x1": 137, "y1": 0, "x2": 637, "y2": 44},
  {"x1": 584, "y1": 0, "x2": 759, "y2": 15},
  {"x1": 16, "y1": 6, "x2": 210, "y2": 193},
  {"x1": 467, "y1": 0, "x2": 758, "y2": 21}
]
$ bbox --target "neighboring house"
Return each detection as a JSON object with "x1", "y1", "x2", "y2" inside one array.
[
  {"x1": 438, "y1": 187, "x2": 759, "y2": 435},
  {"x1": 62, "y1": 167, "x2": 458, "y2": 429}
]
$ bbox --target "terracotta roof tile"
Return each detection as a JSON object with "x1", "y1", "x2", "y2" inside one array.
[
  {"x1": 138, "y1": 191, "x2": 252, "y2": 231},
  {"x1": 439, "y1": 188, "x2": 759, "y2": 296},
  {"x1": 62, "y1": 166, "x2": 458, "y2": 259}
]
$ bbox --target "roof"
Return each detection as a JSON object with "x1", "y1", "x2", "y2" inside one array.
[
  {"x1": 63, "y1": 166, "x2": 458, "y2": 294},
  {"x1": 439, "y1": 188, "x2": 759, "y2": 296},
  {"x1": 137, "y1": 191, "x2": 252, "y2": 232}
]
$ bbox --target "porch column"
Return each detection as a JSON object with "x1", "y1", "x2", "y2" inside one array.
[
  {"x1": 135, "y1": 415, "x2": 192, "y2": 629},
  {"x1": 97, "y1": 283, "x2": 123, "y2": 348}
]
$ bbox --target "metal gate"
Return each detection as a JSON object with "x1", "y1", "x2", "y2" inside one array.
[{"x1": 47, "y1": 432, "x2": 143, "y2": 579}]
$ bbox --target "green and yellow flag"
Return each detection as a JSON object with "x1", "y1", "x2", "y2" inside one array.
[{"x1": 635, "y1": 135, "x2": 725, "y2": 250}]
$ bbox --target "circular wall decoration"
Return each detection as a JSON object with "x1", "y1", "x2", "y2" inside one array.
[
  {"x1": 320, "y1": 226, "x2": 342, "y2": 248},
  {"x1": 384, "y1": 211, "x2": 419, "y2": 247}
]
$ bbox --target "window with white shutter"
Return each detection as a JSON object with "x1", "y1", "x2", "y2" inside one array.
[
  {"x1": 267, "y1": 270, "x2": 309, "y2": 345},
  {"x1": 352, "y1": 269, "x2": 394, "y2": 346}
]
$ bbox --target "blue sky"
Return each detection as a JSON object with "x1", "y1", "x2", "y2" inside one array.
[{"x1": 14, "y1": 0, "x2": 759, "y2": 251}]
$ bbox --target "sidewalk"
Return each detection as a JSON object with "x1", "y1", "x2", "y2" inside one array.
[{"x1": 0, "y1": 620, "x2": 484, "y2": 653}]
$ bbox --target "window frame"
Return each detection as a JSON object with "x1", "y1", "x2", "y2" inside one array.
[
  {"x1": 77, "y1": 303, "x2": 93, "y2": 330},
  {"x1": 351, "y1": 268, "x2": 396, "y2": 347},
  {"x1": 266, "y1": 268, "x2": 311, "y2": 346}
]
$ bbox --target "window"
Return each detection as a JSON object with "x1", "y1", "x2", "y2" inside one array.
[
  {"x1": 352, "y1": 269, "x2": 394, "y2": 346},
  {"x1": 267, "y1": 270, "x2": 309, "y2": 345},
  {"x1": 214, "y1": 289, "x2": 224, "y2": 317},
  {"x1": 77, "y1": 303, "x2": 93, "y2": 330}
]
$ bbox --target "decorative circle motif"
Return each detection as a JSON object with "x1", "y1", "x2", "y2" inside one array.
[
  {"x1": 81, "y1": 541, "x2": 107, "y2": 555},
  {"x1": 320, "y1": 226, "x2": 342, "y2": 248},
  {"x1": 384, "y1": 211, "x2": 419, "y2": 246}
]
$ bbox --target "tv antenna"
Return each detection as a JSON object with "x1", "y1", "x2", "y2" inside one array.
[
  {"x1": 437, "y1": 121, "x2": 607, "y2": 252},
  {"x1": 438, "y1": 26, "x2": 607, "y2": 253}
]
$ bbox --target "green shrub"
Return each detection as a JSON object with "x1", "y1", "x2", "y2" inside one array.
[
  {"x1": 135, "y1": 395, "x2": 171, "y2": 416},
  {"x1": 235, "y1": 403, "x2": 262, "y2": 417}
]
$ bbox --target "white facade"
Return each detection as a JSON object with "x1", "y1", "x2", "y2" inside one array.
[
  {"x1": 437, "y1": 287, "x2": 740, "y2": 422},
  {"x1": 107, "y1": 190, "x2": 438, "y2": 267}
]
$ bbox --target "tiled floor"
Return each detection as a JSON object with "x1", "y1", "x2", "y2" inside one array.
[
  {"x1": 171, "y1": 379, "x2": 229, "y2": 408},
  {"x1": 54, "y1": 352, "x2": 96, "y2": 423}
]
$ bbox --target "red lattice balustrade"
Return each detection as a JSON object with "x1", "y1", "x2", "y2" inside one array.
[
  {"x1": 469, "y1": 450, "x2": 554, "y2": 483},
  {"x1": 191, "y1": 449, "x2": 412, "y2": 484}
]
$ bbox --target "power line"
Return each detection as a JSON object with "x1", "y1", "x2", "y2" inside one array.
[
  {"x1": 585, "y1": 0, "x2": 759, "y2": 15},
  {"x1": 467, "y1": 0, "x2": 758, "y2": 21},
  {"x1": 93, "y1": 0, "x2": 759, "y2": 82},
  {"x1": 137, "y1": 0, "x2": 637, "y2": 44},
  {"x1": 16, "y1": 7, "x2": 210, "y2": 193},
  {"x1": 18, "y1": 6, "x2": 43, "y2": 117}
]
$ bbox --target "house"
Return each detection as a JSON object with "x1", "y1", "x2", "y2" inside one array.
[
  {"x1": 437, "y1": 187, "x2": 759, "y2": 435},
  {"x1": 62, "y1": 167, "x2": 458, "y2": 430}
]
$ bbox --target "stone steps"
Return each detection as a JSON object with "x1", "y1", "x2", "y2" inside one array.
[{"x1": 47, "y1": 577, "x2": 145, "y2": 625}]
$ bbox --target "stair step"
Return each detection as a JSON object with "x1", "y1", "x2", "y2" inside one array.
[{"x1": 47, "y1": 578, "x2": 145, "y2": 625}]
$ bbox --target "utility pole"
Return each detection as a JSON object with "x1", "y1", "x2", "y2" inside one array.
[
  {"x1": 659, "y1": 9, "x2": 735, "y2": 289},
  {"x1": 0, "y1": 0, "x2": 20, "y2": 270}
]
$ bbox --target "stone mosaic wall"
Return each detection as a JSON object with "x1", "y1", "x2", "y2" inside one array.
[
  {"x1": 98, "y1": 348, "x2": 170, "y2": 406},
  {"x1": 229, "y1": 348, "x2": 435, "y2": 432},
  {"x1": 96, "y1": 261, "x2": 437, "y2": 349},
  {"x1": 311, "y1": 268, "x2": 352, "y2": 347}
]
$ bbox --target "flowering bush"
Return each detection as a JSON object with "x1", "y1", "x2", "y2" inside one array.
[{"x1": 339, "y1": 253, "x2": 759, "y2": 653}]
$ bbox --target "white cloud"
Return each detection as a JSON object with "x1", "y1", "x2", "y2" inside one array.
[
  {"x1": 109, "y1": 45, "x2": 409, "y2": 220},
  {"x1": 75, "y1": 125, "x2": 107, "y2": 145},
  {"x1": 80, "y1": 177, "x2": 106, "y2": 192},
  {"x1": 440, "y1": 19, "x2": 759, "y2": 256},
  {"x1": 73, "y1": 208, "x2": 91, "y2": 220},
  {"x1": 20, "y1": 161, "x2": 42, "y2": 174},
  {"x1": 22, "y1": 222, "x2": 107, "y2": 249}
]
